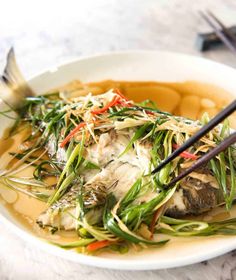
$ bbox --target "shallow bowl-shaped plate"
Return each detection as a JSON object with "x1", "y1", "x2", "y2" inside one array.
[{"x1": 0, "y1": 51, "x2": 236, "y2": 270}]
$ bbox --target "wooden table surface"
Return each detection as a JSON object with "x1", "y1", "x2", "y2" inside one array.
[{"x1": 0, "y1": 0, "x2": 236, "y2": 279}]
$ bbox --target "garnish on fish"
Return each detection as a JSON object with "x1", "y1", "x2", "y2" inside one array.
[{"x1": 0, "y1": 49, "x2": 236, "y2": 253}]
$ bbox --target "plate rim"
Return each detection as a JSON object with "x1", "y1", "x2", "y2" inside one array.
[
  {"x1": 1, "y1": 209, "x2": 236, "y2": 270},
  {"x1": 26, "y1": 49, "x2": 236, "y2": 83}
]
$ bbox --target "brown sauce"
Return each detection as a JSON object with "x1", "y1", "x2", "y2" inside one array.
[{"x1": 0, "y1": 80, "x2": 235, "y2": 243}]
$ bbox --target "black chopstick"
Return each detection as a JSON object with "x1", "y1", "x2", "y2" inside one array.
[
  {"x1": 151, "y1": 100, "x2": 236, "y2": 174},
  {"x1": 199, "y1": 11, "x2": 236, "y2": 53},
  {"x1": 165, "y1": 132, "x2": 236, "y2": 188},
  {"x1": 207, "y1": 10, "x2": 236, "y2": 44}
]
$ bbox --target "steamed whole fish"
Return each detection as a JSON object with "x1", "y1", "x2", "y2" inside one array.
[
  {"x1": 0, "y1": 49, "x2": 236, "y2": 242},
  {"x1": 37, "y1": 125, "x2": 223, "y2": 231}
]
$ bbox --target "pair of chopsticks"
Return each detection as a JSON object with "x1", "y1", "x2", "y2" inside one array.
[
  {"x1": 151, "y1": 100, "x2": 236, "y2": 188},
  {"x1": 199, "y1": 11, "x2": 236, "y2": 53}
]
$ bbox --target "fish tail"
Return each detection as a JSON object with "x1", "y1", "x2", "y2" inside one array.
[{"x1": 0, "y1": 48, "x2": 35, "y2": 109}]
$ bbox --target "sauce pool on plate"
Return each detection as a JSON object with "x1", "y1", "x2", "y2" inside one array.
[{"x1": 0, "y1": 79, "x2": 235, "y2": 243}]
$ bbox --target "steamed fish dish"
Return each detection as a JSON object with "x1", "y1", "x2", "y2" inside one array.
[{"x1": 0, "y1": 49, "x2": 236, "y2": 254}]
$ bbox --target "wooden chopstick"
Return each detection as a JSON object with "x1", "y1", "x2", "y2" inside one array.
[
  {"x1": 165, "y1": 132, "x2": 236, "y2": 188},
  {"x1": 151, "y1": 100, "x2": 236, "y2": 174},
  {"x1": 199, "y1": 11, "x2": 236, "y2": 53}
]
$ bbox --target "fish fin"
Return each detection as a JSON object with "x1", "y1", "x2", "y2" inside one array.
[{"x1": 0, "y1": 47, "x2": 35, "y2": 109}]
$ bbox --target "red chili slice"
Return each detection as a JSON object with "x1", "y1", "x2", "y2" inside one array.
[
  {"x1": 172, "y1": 144, "x2": 198, "y2": 160},
  {"x1": 60, "y1": 122, "x2": 86, "y2": 148}
]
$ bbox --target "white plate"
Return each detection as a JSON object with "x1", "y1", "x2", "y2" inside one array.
[{"x1": 0, "y1": 50, "x2": 236, "y2": 270}]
